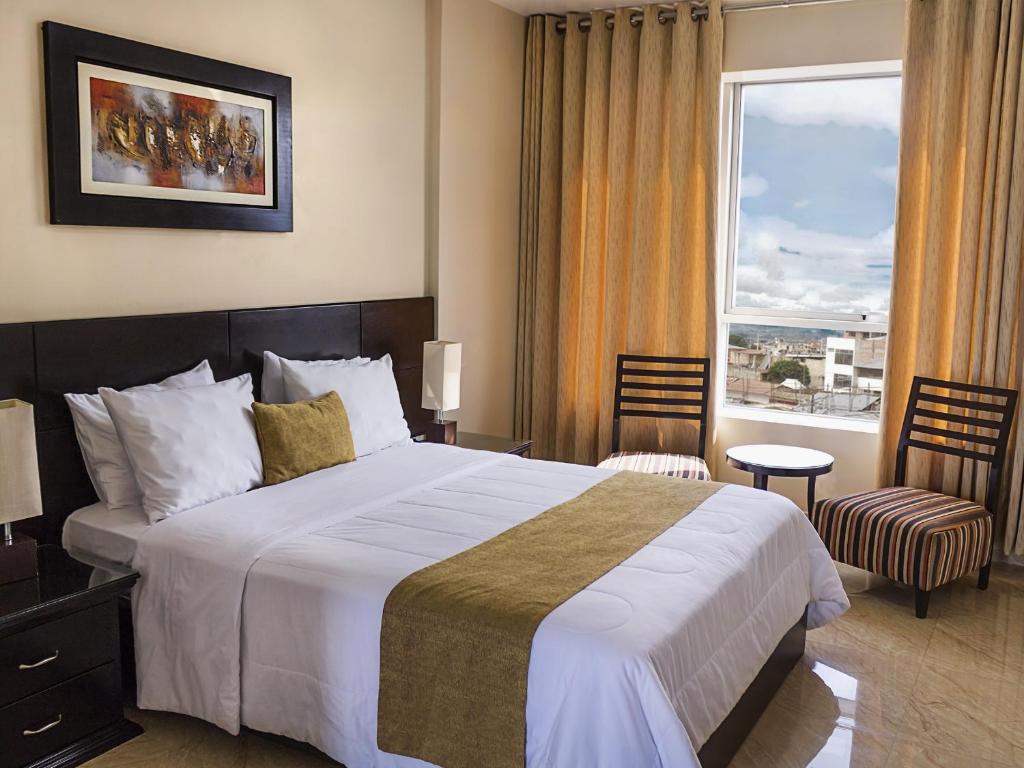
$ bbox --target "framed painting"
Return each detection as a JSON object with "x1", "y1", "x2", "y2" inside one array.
[{"x1": 43, "y1": 22, "x2": 292, "y2": 231}]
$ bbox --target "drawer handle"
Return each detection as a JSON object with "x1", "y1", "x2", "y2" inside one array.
[
  {"x1": 18, "y1": 650, "x2": 60, "y2": 670},
  {"x1": 23, "y1": 714, "x2": 62, "y2": 736}
]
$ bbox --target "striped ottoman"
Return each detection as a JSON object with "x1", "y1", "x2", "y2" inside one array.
[
  {"x1": 811, "y1": 486, "x2": 992, "y2": 618},
  {"x1": 598, "y1": 451, "x2": 712, "y2": 481}
]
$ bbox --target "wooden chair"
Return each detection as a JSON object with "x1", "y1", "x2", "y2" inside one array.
[
  {"x1": 596, "y1": 354, "x2": 712, "y2": 480},
  {"x1": 811, "y1": 376, "x2": 1018, "y2": 618}
]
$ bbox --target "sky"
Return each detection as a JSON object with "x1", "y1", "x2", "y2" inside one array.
[{"x1": 732, "y1": 76, "x2": 902, "y2": 320}]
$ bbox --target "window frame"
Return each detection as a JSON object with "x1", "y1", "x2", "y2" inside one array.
[{"x1": 716, "y1": 61, "x2": 903, "y2": 431}]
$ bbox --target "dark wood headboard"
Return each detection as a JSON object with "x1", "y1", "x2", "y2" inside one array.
[{"x1": 0, "y1": 297, "x2": 434, "y2": 545}]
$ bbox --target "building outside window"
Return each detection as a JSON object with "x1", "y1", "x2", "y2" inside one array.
[{"x1": 720, "y1": 63, "x2": 901, "y2": 423}]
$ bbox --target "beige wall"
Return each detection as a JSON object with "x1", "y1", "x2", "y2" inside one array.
[
  {"x1": 0, "y1": 0, "x2": 428, "y2": 323},
  {"x1": 430, "y1": 0, "x2": 525, "y2": 436},
  {"x1": 724, "y1": 0, "x2": 905, "y2": 72}
]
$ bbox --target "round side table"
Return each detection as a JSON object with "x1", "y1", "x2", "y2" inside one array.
[{"x1": 725, "y1": 444, "x2": 835, "y2": 512}]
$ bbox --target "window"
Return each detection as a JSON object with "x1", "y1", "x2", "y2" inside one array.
[
  {"x1": 834, "y1": 350, "x2": 854, "y2": 366},
  {"x1": 720, "y1": 64, "x2": 901, "y2": 424}
]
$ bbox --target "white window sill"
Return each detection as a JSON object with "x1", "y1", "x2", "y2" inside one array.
[{"x1": 717, "y1": 405, "x2": 880, "y2": 434}]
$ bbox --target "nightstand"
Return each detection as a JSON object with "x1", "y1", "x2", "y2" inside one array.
[
  {"x1": 0, "y1": 546, "x2": 141, "y2": 768},
  {"x1": 456, "y1": 432, "x2": 533, "y2": 457}
]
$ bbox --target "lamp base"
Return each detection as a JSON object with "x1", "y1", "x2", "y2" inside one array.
[
  {"x1": 0, "y1": 532, "x2": 38, "y2": 586},
  {"x1": 426, "y1": 419, "x2": 458, "y2": 446}
]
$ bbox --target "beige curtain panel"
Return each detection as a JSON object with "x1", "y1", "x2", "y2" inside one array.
[
  {"x1": 879, "y1": 0, "x2": 1024, "y2": 554},
  {"x1": 515, "y1": 3, "x2": 723, "y2": 465}
]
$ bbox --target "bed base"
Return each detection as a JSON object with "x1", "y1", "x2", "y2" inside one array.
[
  {"x1": 696, "y1": 609, "x2": 808, "y2": 768},
  {"x1": 119, "y1": 599, "x2": 806, "y2": 767}
]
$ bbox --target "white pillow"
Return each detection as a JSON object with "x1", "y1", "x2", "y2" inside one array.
[
  {"x1": 261, "y1": 351, "x2": 370, "y2": 404},
  {"x1": 65, "y1": 361, "x2": 215, "y2": 514},
  {"x1": 281, "y1": 354, "x2": 411, "y2": 457},
  {"x1": 100, "y1": 374, "x2": 263, "y2": 523}
]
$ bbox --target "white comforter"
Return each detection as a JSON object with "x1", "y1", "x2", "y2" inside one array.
[{"x1": 132, "y1": 443, "x2": 848, "y2": 768}]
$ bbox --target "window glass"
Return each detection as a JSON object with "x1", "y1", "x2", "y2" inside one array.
[
  {"x1": 725, "y1": 323, "x2": 885, "y2": 421},
  {"x1": 731, "y1": 77, "x2": 901, "y2": 321},
  {"x1": 722, "y1": 72, "x2": 900, "y2": 423}
]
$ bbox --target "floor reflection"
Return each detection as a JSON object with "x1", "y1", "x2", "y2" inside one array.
[{"x1": 731, "y1": 563, "x2": 1024, "y2": 767}]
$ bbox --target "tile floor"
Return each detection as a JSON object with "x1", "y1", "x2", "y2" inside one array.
[{"x1": 83, "y1": 564, "x2": 1024, "y2": 768}]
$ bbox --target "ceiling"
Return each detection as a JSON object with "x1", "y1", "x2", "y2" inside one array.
[{"x1": 491, "y1": 0, "x2": 641, "y2": 14}]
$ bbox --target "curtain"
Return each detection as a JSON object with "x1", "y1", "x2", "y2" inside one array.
[
  {"x1": 515, "y1": 3, "x2": 723, "y2": 466},
  {"x1": 879, "y1": 0, "x2": 1024, "y2": 554}
]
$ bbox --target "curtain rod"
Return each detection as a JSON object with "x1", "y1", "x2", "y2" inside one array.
[{"x1": 552, "y1": 0, "x2": 856, "y2": 32}]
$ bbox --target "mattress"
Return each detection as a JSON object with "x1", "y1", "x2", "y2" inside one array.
[
  {"x1": 62, "y1": 501, "x2": 150, "y2": 566},
  {"x1": 130, "y1": 442, "x2": 849, "y2": 768}
]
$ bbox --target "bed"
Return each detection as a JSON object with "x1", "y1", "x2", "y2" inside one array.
[{"x1": 3, "y1": 297, "x2": 849, "y2": 768}]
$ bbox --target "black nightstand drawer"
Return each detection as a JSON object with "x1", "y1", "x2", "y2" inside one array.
[
  {"x1": 0, "y1": 661, "x2": 121, "y2": 768},
  {"x1": 0, "y1": 603, "x2": 117, "y2": 707}
]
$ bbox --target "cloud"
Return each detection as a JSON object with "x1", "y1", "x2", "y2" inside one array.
[
  {"x1": 733, "y1": 214, "x2": 894, "y2": 318},
  {"x1": 872, "y1": 165, "x2": 899, "y2": 186},
  {"x1": 740, "y1": 174, "x2": 768, "y2": 198},
  {"x1": 793, "y1": 199, "x2": 811, "y2": 209},
  {"x1": 744, "y1": 77, "x2": 902, "y2": 135}
]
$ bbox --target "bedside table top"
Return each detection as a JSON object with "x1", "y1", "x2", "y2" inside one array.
[
  {"x1": 0, "y1": 546, "x2": 138, "y2": 633},
  {"x1": 456, "y1": 432, "x2": 533, "y2": 455}
]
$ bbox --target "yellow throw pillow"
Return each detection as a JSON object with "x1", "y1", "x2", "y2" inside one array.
[{"x1": 253, "y1": 391, "x2": 356, "y2": 485}]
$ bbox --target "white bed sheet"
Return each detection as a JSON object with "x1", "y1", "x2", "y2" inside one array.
[
  {"x1": 62, "y1": 501, "x2": 149, "y2": 566},
  {"x1": 132, "y1": 443, "x2": 849, "y2": 768}
]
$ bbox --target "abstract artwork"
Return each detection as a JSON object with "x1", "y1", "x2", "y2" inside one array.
[
  {"x1": 44, "y1": 22, "x2": 292, "y2": 231},
  {"x1": 87, "y1": 68, "x2": 269, "y2": 201}
]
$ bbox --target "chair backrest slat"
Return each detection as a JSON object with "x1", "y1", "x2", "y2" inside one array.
[
  {"x1": 612, "y1": 353, "x2": 711, "y2": 459},
  {"x1": 913, "y1": 406, "x2": 1003, "y2": 430},
  {"x1": 914, "y1": 375, "x2": 1014, "y2": 399},
  {"x1": 625, "y1": 381, "x2": 704, "y2": 393},
  {"x1": 620, "y1": 367, "x2": 708, "y2": 379},
  {"x1": 618, "y1": 408, "x2": 703, "y2": 421},
  {"x1": 911, "y1": 422, "x2": 1001, "y2": 447},
  {"x1": 894, "y1": 376, "x2": 1018, "y2": 520},
  {"x1": 904, "y1": 438, "x2": 995, "y2": 465},
  {"x1": 620, "y1": 395, "x2": 704, "y2": 408},
  {"x1": 916, "y1": 390, "x2": 1013, "y2": 414}
]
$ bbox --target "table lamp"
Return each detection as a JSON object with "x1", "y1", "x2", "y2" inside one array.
[
  {"x1": 0, "y1": 399, "x2": 42, "y2": 585},
  {"x1": 422, "y1": 341, "x2": 462, "y2": 445}
]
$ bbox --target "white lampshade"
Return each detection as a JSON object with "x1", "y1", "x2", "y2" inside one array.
[
  {"x1": 0, "y1": 400, "x2": 42, "y2": 526},
  {"x1": 422, "y1": 341, "x2": 462, "y2": 413}
]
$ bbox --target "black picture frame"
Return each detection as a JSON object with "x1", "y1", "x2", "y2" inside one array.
[{"x1": 43, "y1": 21, "x2": 293, "y2": 232}]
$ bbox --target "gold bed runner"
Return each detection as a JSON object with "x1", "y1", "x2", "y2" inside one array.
[{"x1": 377, "y1": 471, "x2": 723, "y2": 768}]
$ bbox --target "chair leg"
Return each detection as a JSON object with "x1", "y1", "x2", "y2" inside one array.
[
  {"x1": 914, "y1": 587, "x2": 930, "y2": 619},
  {"x1": 978, "y1": 562, "x2": 991, "y2": 591}
]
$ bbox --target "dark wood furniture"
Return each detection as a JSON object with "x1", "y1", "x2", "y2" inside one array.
[
  {"x1": 1, "y1": 533, "x2": 40, "y2": 586},
  {"x1": 0, "y1": 297, "x2": 434, "y2": 546},
  {"x1": 610, "y1": 354, "x2": 711, "y2": 458},
  {"x1": 895, "y1": 376, "x2": 1018, "y2": 541},
  {"x1": 0, "y1": 546, "x2": 140, "y2": 768},
  {"x1": 812, "y1": 375, "x2": 1018, "y2": 618},
  {"x1": 898, "y1": 376, "x2": 1017, "y2": 607},
  {"x1": 725, "y1": 444, "x2": 835, "y2": 512},
  {"x1": 456, "y1": 432, "x2": 532, "y2": 457},
  {"x1": 598, "y1": 354, "x2": 713, "y2": 480},
  {"x1": 425, "y1": 419, "x2": 458, "y2": 446}
]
